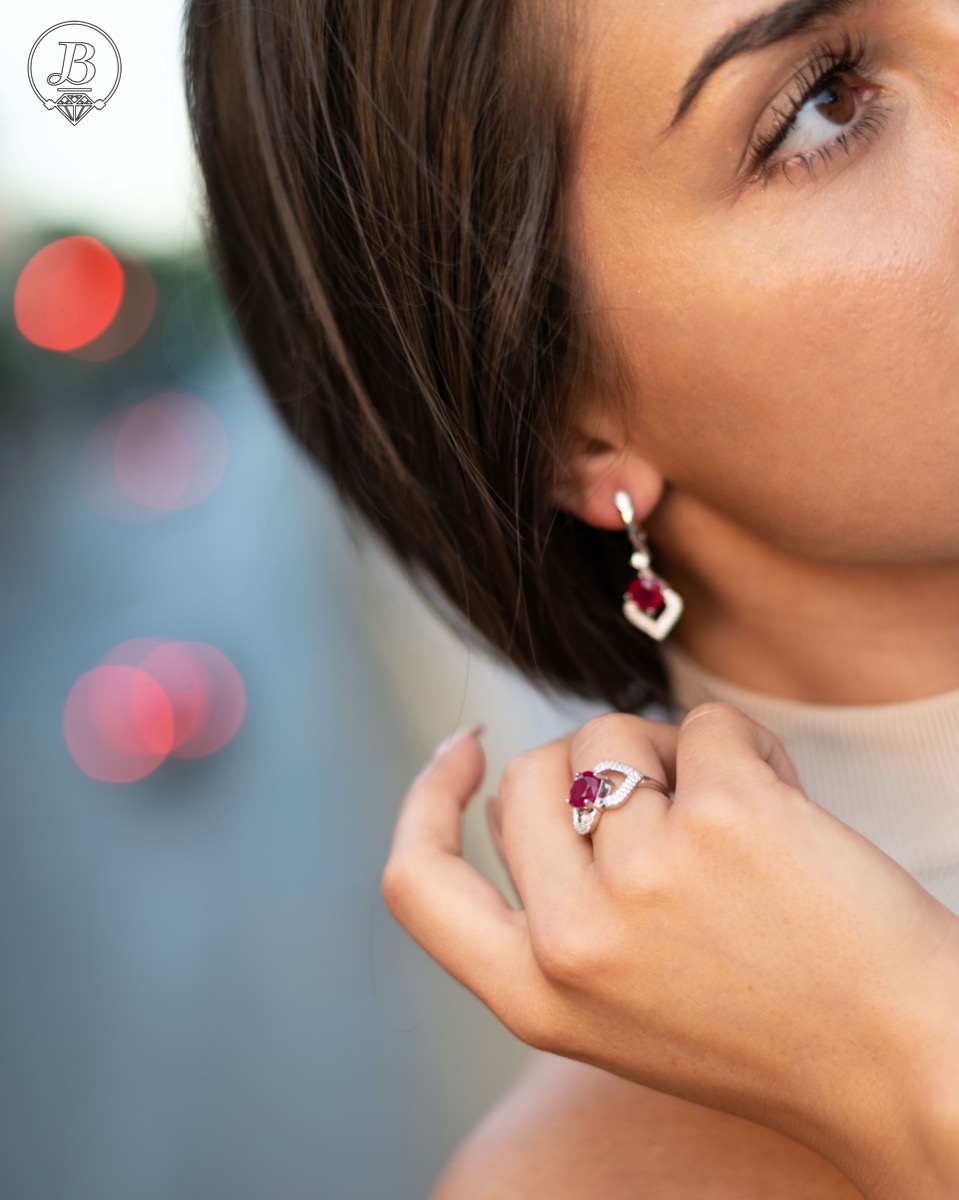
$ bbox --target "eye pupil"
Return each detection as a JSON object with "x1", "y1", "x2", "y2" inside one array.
[{"x1": 815, "y1": 77, "x2": 855, "y2": 126}]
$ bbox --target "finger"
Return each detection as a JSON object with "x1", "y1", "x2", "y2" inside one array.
[
  {"x1": 568, "y1": 712, "x2": 679, "y2": 795},
  {"x1": 393, "y1": 722, "x2": 487, "y2": 859},
  {"x1": 486, "y1": 794, "x2": 506, "y2": 868},
  {"x1": 675, "y1": 701, "x2": 804, "y2": 801},
  {"x1": 382, "y1": 726, "x2": 534, "y2": 1011},
  {"x1": 567, "y1": 712, "x2": 678, "y2": 868},
  {"x1": 485, "y1": 794, "x2": 520, "y2": 902},
  {"x1": 496, "y1": 731, "x2": 595, "y2": 915}
]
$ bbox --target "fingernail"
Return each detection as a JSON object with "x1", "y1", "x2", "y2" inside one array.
[{"x1": 431, "y1": 721, "x2": 485, "y2": 761}]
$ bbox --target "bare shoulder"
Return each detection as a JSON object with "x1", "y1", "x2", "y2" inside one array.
[{"x1": 429, "y1": 1050, "x2": 864, "y2": 1200}]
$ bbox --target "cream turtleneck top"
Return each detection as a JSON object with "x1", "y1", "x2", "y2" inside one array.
[{"x1": 657, "y1": 640, "x2": 959, "y2": 915}]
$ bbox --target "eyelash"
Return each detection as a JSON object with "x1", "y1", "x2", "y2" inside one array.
[{"x1": 748, "y1": 28, "x2": 891, "y2": 184}]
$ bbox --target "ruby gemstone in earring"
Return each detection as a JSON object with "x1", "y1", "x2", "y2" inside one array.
[
  {"x1": 622, "y1": 570, "x2": 684, "y2": 640},
  {"x1": 627, "y1": 575, "x2": 665, "y2": 615}
]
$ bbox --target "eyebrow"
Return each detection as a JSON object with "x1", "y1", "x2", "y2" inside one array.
[{"x1": 666, "y1": 0, "x2": 865, "y2": 131}]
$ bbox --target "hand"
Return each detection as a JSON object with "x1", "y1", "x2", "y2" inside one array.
[{"x1": 381, "y1": 704, "x2": 959, "y2": 1198}]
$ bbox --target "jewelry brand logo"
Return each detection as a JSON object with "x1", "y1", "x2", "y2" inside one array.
[{"x1": 27, "y1": 22, "x2": 121, "y2": 126}]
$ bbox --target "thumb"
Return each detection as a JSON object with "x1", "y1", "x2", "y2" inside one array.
[
  {"x1": 394, "y1": 722, "x2": 487, "y2": 860},
  {"x1": 380, "y1": 721, "x2": 532, "y2": 1012}
]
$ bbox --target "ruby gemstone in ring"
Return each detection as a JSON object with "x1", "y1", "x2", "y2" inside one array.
[{"x1": 567, "y1": 770, "x2": 610, "y2": 809}]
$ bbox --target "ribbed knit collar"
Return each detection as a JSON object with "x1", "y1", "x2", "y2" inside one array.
[{"x1": 658, "y1": 640, "x2": 959, "y2": 912}]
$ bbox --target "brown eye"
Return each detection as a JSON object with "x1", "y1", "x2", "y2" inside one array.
[{"x1": 814, "y1": 77, "x2": 856, "y2": 126}]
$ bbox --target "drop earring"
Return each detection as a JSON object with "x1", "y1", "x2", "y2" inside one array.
[{"x1": 615, "y1": 490, "x2": 684, "y2": 642}]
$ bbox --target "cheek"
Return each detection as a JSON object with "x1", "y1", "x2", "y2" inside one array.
[{"x1": 605, "y1": 175, "x2": 959, "y2": 560}]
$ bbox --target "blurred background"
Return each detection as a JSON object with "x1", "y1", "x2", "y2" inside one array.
[{"x1": 1, "y1": 4, "x2": 607, "y2": 1197}]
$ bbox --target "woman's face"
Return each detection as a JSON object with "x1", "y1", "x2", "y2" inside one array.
[{"x1": 568, "y1": 0, "x2": 959, "y2": 563}]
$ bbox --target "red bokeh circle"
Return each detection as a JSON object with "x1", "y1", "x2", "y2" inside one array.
[
  {"x1": 15, "y1": 235, "x2": 125, "y2": 352},
  {"x1": 63, "y1": 665, "x2": 175, "y2": 784},
  {"x1": 64, "y1": 639, "x2": 247, "y2": 783}
]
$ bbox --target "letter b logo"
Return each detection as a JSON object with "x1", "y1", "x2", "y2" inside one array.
[{"x1": 46, "y1": 42, "x2": 97, "y2": 88}]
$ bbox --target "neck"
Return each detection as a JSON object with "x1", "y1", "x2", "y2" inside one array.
[{"x1": 649, "y1": 493, "x2": 959, "y2": 705}]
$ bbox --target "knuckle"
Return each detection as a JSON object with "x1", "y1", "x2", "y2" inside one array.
[
  {"x1": 504, "y1": 1004, "x2": 559, "y2": 1055},
  {"x1": 517, "y1": 1009, "x2": 568, "y2": 1057},
  {"x1": 496, "y1": 984, "x2": 549, "y2": 1049},
  {"x1": 483, "y1": 954, "x2": 571, "y2": 1057},
  {"x1": 379, "y1": 853, "x2": 414, "y2": 917},
  {"x1": 530, "y1": 918, "x2": 594, "y2": 986},
  {"x1": 602, "y1": 852, "x2": 672, "y2": 905},
  {"x1": 571, "y1": 711, "x2": 644, "y2": 762},
  {"x1": 497, "y1": 748, "x2": 536, "y2": 797},
  {"x1": 679, "y1": 700, "x2": 742, "y2": 730},
  {"x1": 678, "y1": 781, "x2": 744, "y2": 838}
]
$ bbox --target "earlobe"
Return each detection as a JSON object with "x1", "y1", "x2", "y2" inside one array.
[{"x1": 552, "y1": 443, "x2": 665, "y2": 531}]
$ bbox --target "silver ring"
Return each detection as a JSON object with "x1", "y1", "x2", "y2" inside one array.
[{"x1": 565, "y1": 759, "x2": 671, "y2": 836}]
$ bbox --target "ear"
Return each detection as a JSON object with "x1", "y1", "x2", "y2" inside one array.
[{"x1": 553, "y1": 412, "x2": 665, "y2": 531}]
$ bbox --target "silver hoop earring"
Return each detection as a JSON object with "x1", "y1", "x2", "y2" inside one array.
[{"x1": 615, "y1": 490, "x2": 684, "y2": 642}]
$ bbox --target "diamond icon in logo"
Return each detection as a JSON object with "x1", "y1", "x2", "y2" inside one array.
[{"x1": 55, "y1": 93, "x2": 93, "y2": 125}]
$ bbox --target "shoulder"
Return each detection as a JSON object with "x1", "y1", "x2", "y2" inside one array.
[
  {"x1": 428, "y1": 1051, "x2": 647, "y2": 1199},
  {"x1": 428, "y1": 1050, "x2": 864, "y2": 1200}
]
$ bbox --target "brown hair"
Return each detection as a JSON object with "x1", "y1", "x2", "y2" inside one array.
[{"x1": 183, "y1": 0, "x2": 671, "y2": 712}]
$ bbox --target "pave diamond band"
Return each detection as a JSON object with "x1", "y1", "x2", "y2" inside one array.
[{"x1": 566, "y1": 760, "x2": 671, "y2": 836}]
